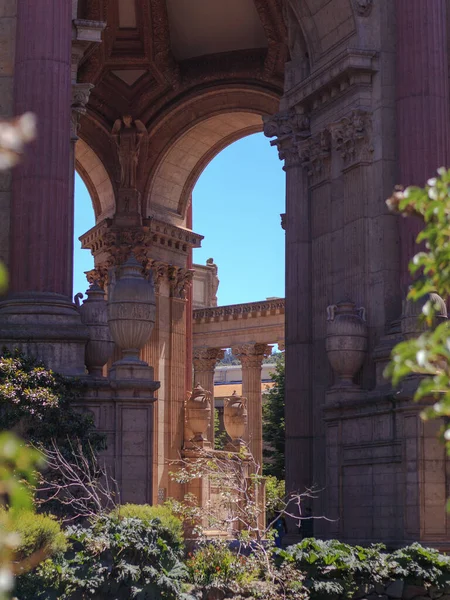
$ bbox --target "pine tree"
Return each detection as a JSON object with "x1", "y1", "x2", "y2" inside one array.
[{"x1": 262, "y1": 354, "x2": 285, "y2": 479}]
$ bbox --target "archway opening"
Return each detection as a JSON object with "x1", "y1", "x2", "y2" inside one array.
[
  {"x1": 192, "y1": 131, "x2": 285, "y2": 306},
  {"x1": 73, "y1": 173, "x2": 95, "y2": 298}
]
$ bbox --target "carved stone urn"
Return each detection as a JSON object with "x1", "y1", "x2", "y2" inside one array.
[
  {"x1": 401, "y1": 291, "x2": 447, "y2": 340},
  {"x1": 107, "y1": 253, "x2": 156, "y2": 363},
  {"x1": 223, "y1": 391, "x2": 248, "y2": 445},
  {"x1": 75, "y1": 282, "x2": 115, "y2": 376},
  {"x1": 185, "y1": 383, "x2": 212, "y2": 443},
  {"x1": 326, "y1": 300, "x2": 368, "y2": 388}
]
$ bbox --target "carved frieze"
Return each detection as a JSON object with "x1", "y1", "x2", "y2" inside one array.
[{"x1": 329, "y1": 109, "x2": 373, "y2": 168}]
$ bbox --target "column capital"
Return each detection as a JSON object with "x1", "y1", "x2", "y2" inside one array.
[
  {"x1": 263, "y1": 109, "x2": 310, "y2": 170},
  {"x1": 71, "y1": 82, "x2": 94, "y2": 141},
  {"x1": 232, "y1": 343, "x2": 272, "y2": 368},
  {"x1": 193, "y1": 347, "x2": 225, "y2": 372}
]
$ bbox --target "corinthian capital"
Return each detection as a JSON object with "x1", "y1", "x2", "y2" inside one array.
[
  {"x1": 193, "y1": 347, "x2": 225, "y2": 372},
  {"x1": 232, "y1": 343, "x2": 272, "y2": 368},
  {"x1": 263, "y1": 109, "x2": 310, "y2": 169}
]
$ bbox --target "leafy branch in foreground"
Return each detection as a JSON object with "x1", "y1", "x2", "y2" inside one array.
[{"x1": 386, "y1": 168, "x2": 450, "y2": 447}]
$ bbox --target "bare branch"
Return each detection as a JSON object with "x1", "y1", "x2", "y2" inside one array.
[{"x1": 35, "y1": 439, "x2": 119, "y2": 522}]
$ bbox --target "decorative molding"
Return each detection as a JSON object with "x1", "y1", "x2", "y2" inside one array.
[
  {"x1": 352, "y1": 0, "x2": 373, "y2": 17},
  {"x1": 282, "y1": 48, "x2": 378, "y2": 113},
  {"x1": 194, "y1": 299, "x2": 285, "y2": 322},
  {"x1": 329, "y1": 109, "x2": 373, "y2": 168}
]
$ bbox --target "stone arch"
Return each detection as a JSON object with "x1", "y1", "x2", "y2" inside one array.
[
  {"x1": 287, "y1": 0, "x2": 357, "y2": 64},
  {"x1": 145, "y1": 86, "x2": 280, "y2": 223},
  {"x1": 75, "y1": 139, "x2": 115, "y2": 222}
]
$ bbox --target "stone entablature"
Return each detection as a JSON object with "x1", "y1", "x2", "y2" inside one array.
[
  {"x1": 281, "y1": 48, "x2": 378, "y2": 114},
  {"x1": 81, "y1": 217, "x2": 203, "y2": 259},
  {"x1": 193, "y1": 299, "x2": 285, "y2": 351},
  {"x1": 194, "y1": 298, "x2": 285, "y2": 322}
]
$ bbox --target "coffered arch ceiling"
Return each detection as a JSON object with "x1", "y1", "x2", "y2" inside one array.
[{"x1": 76, "y1": 0, "x2": 357, "y2": 222}]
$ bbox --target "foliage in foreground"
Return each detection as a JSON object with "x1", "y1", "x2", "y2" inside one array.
[
  {"x1": 16, "y1": 512, "x2": 190, "y2": 600},
  {"x1": 0, "y1": 350, "x2": 105, "y2": 457},
  {"x1": 0, "y1": 432, "x2": 46, "y2": 600},
  {"x1": 386, "y1": 169, "x2": 450, "y2": 448}
]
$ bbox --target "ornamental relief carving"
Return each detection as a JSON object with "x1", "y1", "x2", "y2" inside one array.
[
  {"x1": 299, "y1": 129, "x2": 331, "y2": 184},
  {"x1": 329, "y1": 109, "x2": 373, "y2": 168},
  {"x1": 86, "y1": 259, "x2": 193, "y2": 299},
  {"x1": 265, "y1": 109, "x2": 373, "y2": 174}
]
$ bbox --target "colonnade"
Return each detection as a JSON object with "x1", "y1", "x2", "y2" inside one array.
[{"x1": 192, "y1": 342, "x2": 283, "y2": 469}]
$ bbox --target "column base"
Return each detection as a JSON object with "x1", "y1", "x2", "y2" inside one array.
[{"x1": 0, "y1": 292, "x2": 89, "y2": 375}]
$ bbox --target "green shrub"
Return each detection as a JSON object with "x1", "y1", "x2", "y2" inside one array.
[
  {"x1": 0, "y1": 350, "x2": 105, "y2": 457},
  {"x1": 276, "y1": 539, "x2": 389, "y2": 599},
  {"x1": 3, "y1": 509, "x2": 66, "y2": 560},
  {"x1": 186, "y1": 540, "x2": 258, "y2": 587},
  {"x1": 16, "y1": 513, "x2": 190, "y2": 600},
  {"x1": 388, "y1": 543, "x2": 450, "y2": 587},
  {"x1": 112, "y1": 503, "x2": 184, "y2": 548},
  {"x1": 275, "y1": 540, "x2": 450, "y2": 599}
]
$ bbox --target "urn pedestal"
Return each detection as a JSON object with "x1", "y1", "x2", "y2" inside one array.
[
  {"x1": 107, "y1": 254, "x2": 156, "y2": 382},
  {"x1": 75, "y1": 282, "x2": 115, "y2": 377},
  {"x1": 326, "y1": 300, "x2": 368, "y2": 389},
  {"x1": 185, "y1": 384, "x2": 212, "y2": 447}
]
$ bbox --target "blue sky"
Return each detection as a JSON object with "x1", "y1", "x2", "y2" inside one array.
[{"x1": 73, "y1": 132, "x2": 285, "y2": 305}]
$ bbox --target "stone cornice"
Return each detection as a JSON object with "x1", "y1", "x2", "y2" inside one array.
[
  {"x1": 80, "y1": 217, "x2": 203, "y2": 260},
  {"x1": 281, "y1": 48, "x2": 378, "y2": 113},
  {"x1": 193, "y1": 299, "x2": 285, "y2": 322}
]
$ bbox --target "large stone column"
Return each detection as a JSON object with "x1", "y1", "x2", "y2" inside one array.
[
  {"x1": 193, "y1": 346, "x2": 225, "y2": 444},
  {"x1": 264, "y1": 111, "x2": 312, "y2": 537},
  {"x1": 0, "y1": 0, "x2": 89, "y2": 375},
  {"x1": 396, "y1": 0, "x2": 450, "y2": 288},
  {"x1": 232, "y1": 343, "x2": 271, "y2": 468},
  {"x1": 11, "y1": 0, "x2": 72, "y2": 296}
]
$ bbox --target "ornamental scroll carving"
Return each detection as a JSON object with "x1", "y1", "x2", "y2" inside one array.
[{"x1": 329, "y1": 109, "x2": 373, "y2": 167}]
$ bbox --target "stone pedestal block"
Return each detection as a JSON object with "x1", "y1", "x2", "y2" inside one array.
[
  {"x1": 0, "y1": 292, "x2": 88, "y2": 375},
  {"x1": 78, "y1": 372, "x2": 160, "y2": 505}
]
